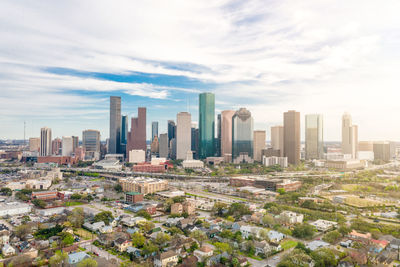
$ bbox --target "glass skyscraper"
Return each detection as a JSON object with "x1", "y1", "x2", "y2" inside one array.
[
  {"x1": 232, "y1": 108, "x2": 253, "y2": 160},
  {"x1": 109, "y1": 96, "x2": 121, "y2": 154},
  {"x1": 305, "y1": 114, "x2": 324, "y2": 159},
  {"x1": 152, "y1": 121, "x2": 159, "y2": 142},
  {"x1": 199, "y1": 92, "x2": 215, "y2": 158},
  {"x1": 121, "y1": 115, "x2": 128, "y2": 155}
]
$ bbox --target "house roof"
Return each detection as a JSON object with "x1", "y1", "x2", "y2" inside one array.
[
  {"x1": 157, "y1": 250, "x2": 177, "y2": 260},
  {"x1": 68, "y1": 251, "x2": 89, "y2": 264},
  {"x1": 114, "y1": 237, "x2": 128, "y2": 245},
  {"x1": 199, "y1": 245, "x2": 213, "y2": 253}
]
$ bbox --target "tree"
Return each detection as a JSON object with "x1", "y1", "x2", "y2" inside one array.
[
  {"x1": 220, "y1": 229, "x2": 233, "y2": 239},
  {"x1": 15, "y1": 224, "x2": 31, "y2": 238},
  {"x1": 136, "y1": 210, "x2": 151, "y2": 220},
  {"x1": 32, "y1": 199, "x2": 47, "y2": 208},
  {"x1": 262, "y1": 214, "x2": 275, "y2": 226},
  {"x1": 311, "y1": 248, "x2": 337, "y2": 267},
  {"x1": 338, "y1": 225, "x2": 351, "y2": 236},
  {"x1": 84, "y1": 195, "x2": 94, "y2": 202},
  {"x1": 0, "y1": 187, "x2": 12, "y2": 196},
  {"x1": 60, "y1": 233, "x2": 74, "y2": 246},
  {"x1": 71, "y1": 193, "x2": 82, "y2": 200},
  {"x1": 259, "y1": 229, "x2": 269, "y2": 241},
  {"x1": 278, "y1": 249, "x2": 312, "y2": 267},
  {"x1": 277, "y1": 188, "x2": 286, "y2": 195},
  {"x1": 142, "y1": 241, "x2": 158, "y2": 256},
  {"x1": 94, "y1": 211, "x2": 114, "y2": 225},
  {"x1": 189, "y1": 242, "x2": 199, "y2": 252},
  {"x1": 214, "y1": 242, "x2": 232, "y2": 253},
  {"x1": 48, "y1": 250, "x2": 68, "y2": 266},
  {"x1": 68, "y1": 207, "x2": 85, "y2": 228},
  {"x1": 322, "y1": 230, "x2": 341, "y2": 244},
  {"x1": 155, "y1": 233, "x2": 171, "y2": 246},
  {"x1": 77, "y1": 258, "x2": 98, "y2": 267},
  {"x1": 168, "y1": 227, "x2": 183, "y2": 236},
  {"x1": 190, "y1": 230, "x2": 207, "y2": 245},
  {"x1": 114, "y1": 184, "x2": 123, "y2": 193},
  {"x1": 138, "y1": 221, "x2": 155, "y2": 233},
  {"x1": 292, "y1": 223, "x2": 315, "y2": 239},
  {"x1": 131, "y1": 232, "x2": 146, "y2": 248},
  {"x1": 212, "y1": 202, "x2": 228, "y2": 216},
  {"x1": 227, "y1": 203, "x2": 251, "y2": 219}
]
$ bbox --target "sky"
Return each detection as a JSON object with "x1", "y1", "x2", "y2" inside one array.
[{"x1": 1, "y1": 0, "x2": 400, "y2": 141}]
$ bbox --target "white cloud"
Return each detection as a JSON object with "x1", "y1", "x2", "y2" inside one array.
[{"x1": 1, "y1": 0, "x2": 400, "y2": 140}]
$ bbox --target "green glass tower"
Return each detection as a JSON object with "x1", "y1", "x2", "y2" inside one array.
[{"x1": 199, "y1": 92, "x2": 215, "y2": 158}]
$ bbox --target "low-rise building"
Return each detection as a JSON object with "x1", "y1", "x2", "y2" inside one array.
[
  {"x1": 182, "y1": 160, "x2": 204, "y2": 169},
  {"x1": 306, "y1": 240, "x2": 330, "y2": 251},
  {"x1": 154, "y1": 250, "x2": 179, "y2": 267},
  {"x1": 262, "y1": 156, "x2": 288, "y2": 168},
  {"x1": 0, "y1": 202, "x2": 32, "y2": 217},
  {"x1": 120, "y1": 177, "x2": 168, "y2": 195},
  {"x1": 171, "y1": 203, "x2": 183, "y2": 214},
  {"x1": 325, "y1": 159, "x2": 364, "y2": 170},
  {"x1": 83, "y1": 221, "x2": 105, "y2": 232},
  {"x1": 309, "y1": 219, "x2": 338, "y2": 232},
  {"x1": 278, "y1": 211, "x2": 304, "y2": 225},
  {"x1": 194, "y1": 245, "x2": 214, "y2": 262},
  {"x1": 2, "y1": 244, "x2": 15, "y2": 256},
  {"x1": 114, "y1": 238, "x2": 132, "y2": 252},
  {"x1": 68, "y1": 251, "x2": 90, "y2": 265},
  {"x1": 125, "y1": 192, "x2": 144, "y2": 203}
]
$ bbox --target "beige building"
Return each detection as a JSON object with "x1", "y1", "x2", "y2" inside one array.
[
  {"x1": 325, "y1": 159, "x2": 364, "y2": 170},
  {"x1": 183, "y1": 200, "x2": 196, "y2": 215},
  {"x1": 220, "y1": 110, "x2": 235, "y2": 157},
  {"x1": 253, "y1": 130, "x2": 266, "y2": 162},
  {"x1": 176, "y1": 112, "x2": 192, "y2": 160},
  {"x1": 154, "y1": 251, "x2": 179, "y2": 267},
  {"x1": 373, "y1": 141, "x2": 392, "y2": 162},
  {"x1": 284, "y1": 111, "x2": 300, "y2": 165},
  {"x1": 128, "y1": 149, "x2": 145, "y2": 163},
  {"x1": 342, "y1": 113, "x2": 358, "y2": 159},
  {"x1": 358, "y1": 141, "x2": 374, "y2": 151},
  {"x1": 62, "y1": 136, "x2": 73, "y2": 157},
  {"x1": 171, "y1": 203, "x2": 183, "y2": 214},
  {"x1": 119, "y1": 177, "x2": 168, "y2": 194},
  {"x1": 271, "y1": 126, "x2": 284, "y2": 157},
  {"x1": 305, "y1": 114, "x2": 324, "y2": 160},
  {"x1": 40, "y1": 127, "x2": 52, "y2": 156},
  {"x1": 29, "y1": 137, "x2": 40, "y2": 152}
]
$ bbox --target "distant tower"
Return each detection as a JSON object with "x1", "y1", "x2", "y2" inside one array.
[
  {"x1": 305, "y1": 114, "x2": 324, "y2": 160},
  {"x1": 62, "y1": 136, "x2": 74, "y2": 156},
  {"x1": 232, "y1": 108, "x2": 254, "y2": 161},
  {"x1": 199, "y1": 92, "x2": 215, "y2": 159},
  {"x1": 253, "y1": 130, "x2": 266, "y2": 162},
  {"x1": 271, "y1": 126, "x2": 284, "y2": 157},
  {"x1": 220, "y1": 110, "x2": 235, "y2": 157},
  {"x1": 126, "y1": 107, "x2": 147, "y2": 160},
  {"x1": 176, "y1": 112, "x2": 192, "y2": 160},
  {"x1": 40, "y1": 127, "x2": 52, "y2": 156},
  {"x1": 151, "y1": 121, "x2": 159, "y2": 142},
  {"x1": 284, "y1": 110, "x2": 300, "y2": 165},
  {"x1": 342, "y1": 113, "x2": 358, "y2": 159},
  {"x1": 109, "y1": 96, "x2": 121, "y2": 154}
]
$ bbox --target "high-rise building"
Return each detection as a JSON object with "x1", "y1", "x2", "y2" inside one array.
[
  {"x1": 358, "y1": 141, "x2": 374, "y2": 151},
  {"x1": 127, "y1": 107, "x2": 147, "y2": 159},
  {"x1": 176, "y1": 112, "x2": 192, "y2": 160},
  {"x1": 62, "y1": 136, "x2": 73, "y2": 156},
  {"x1": 191, "y1": 126, "x2": 199, "y2": 159},
  {"x1": 305, "y1": 114, "x2": 324, "y2": 160},
  {"x1": 121, "y1": 115, "x2": 128, "y2": 155},
  {"x1": 342, "y1": 113, "x2": 358, "y2": 159},
  {"x1": 253, "y1": 130, "x2": 266, "y2": 162},
  {"x1": 199, "y1": 92, "x2": 215, "y2": 158},
  {"x1": 72, "y1": 136, "x2": 79, "y2": 153},
  {"x1": 109, "y1": 96, "x2": 121, "y2": 154},
  {"x1": 29, "y1": 137, "x2": 40, "y2": 152},
  {"x1": 271, "y1": 126, "x2": 284, "y2": 157},
  {"x1": 284, "y1": 110, "x2": 300, "y2": 165},
  {"x1": 83, "y1": 130, "x2": 101, "y2": 160},
  {"x1": 215, "y1": 114, "x2": 221, "y2": 157},
  {"x1": 373, "y1": 141, "x2": 393, "y2": 162},
  {"x1": 221, "y1": 110, "x2": 235, "y2": 157},
  {"x1": 232, "y1": 108, "x2": 254, "y2": 161},
  {"x1": 168, "y1": 120, "x2": 176, "y2": 142},
  {"x1": 151, "y1": 136, "x2": 159, "y2": 154},
  {"x1": 170, "y1": 138, "x2": 177, "y2": 159},
  {"x1": 51, "y1": 138, "x2": 62, "y2": 155},
  {"x1": 151, "y1": 121, "x2": 159, "y2": 142},
  {"x1": 159, "y1": 133, "x2": 169, "y2": 158},
  {"x1": 40, "y1": 127, "x2": 52, "y2": 156}
]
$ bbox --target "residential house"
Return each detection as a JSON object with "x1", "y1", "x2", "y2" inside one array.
[
  {"x1": 165, "y1": 217, "x2": 184, "y2": 227},
  {"x1": 83, "y1": 221, "x2": 105, "y2": 232},
  {"x1": 350, "y1": 251, "x2": 368, "y2": 265},
  {"x1": 126, "y1": 247, "x2": 141, "y2": 258},
  {"x1": 177, "y1": 255, "x2": 198, "y2": 267},
  {"x1": 154, "y1": 250, "x2": 179, "y2": 267},
  {"x1": 177, "y1": 217, "x2": 196, "y2": 229},
  {"x1": 267, "y1": 230, "x2": 286, "y2": 243},
  {"x1": 240, "y1": 225, "x2": 265, "y2": 239},
  {"x1": 348, "y1": 230, "x2": 372, "y2": 243},
  {"x1": 194, "y1": 245, "x2": 214, "y2": 261},
  {"x1": 231, "y1": 221, "x2": 246, "y2": 232},
  {"x1": 309, "y1": 219, "x2": 338, "y2": 232},
  {"x1": 306, "y1": 240, "x2": 330, "y2": 251},
  {"x1": 68, "y1": 251, "x2": 90, "y2": 265},
  {"x1": 170, "y1": 236, "x2": 197, "y2": 254},
  {"x1": 114, "y1": 238, "x2": 132, "y2": 252},
  {"x1": 278, "y1": 211, "x2": 304, "y2": 225},
  {"x1": 254, "y1": 240, "x2": 272, "y2": 256},
  {"x1": 100, "y1": 225, "x2": 113, "y2": 234},
  {"x1": 390, "y1": 238, "x2": 400, "y2": 250},
  {"x1": 370, "y1": 239, "x2": 389, "y2": 253},
  {"x1": 2, "y1": 244, "x2": 15, "y2": 256},
  {"x1": 171, "y1": 203, "x2": 183, "y2": 214}
]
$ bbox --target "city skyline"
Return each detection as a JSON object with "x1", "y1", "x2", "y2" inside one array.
[{"x1": 1, "y1": 1, "x2": 400, "y2": 141}]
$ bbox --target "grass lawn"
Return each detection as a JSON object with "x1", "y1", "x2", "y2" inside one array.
[
  {"x1": 281, "y1": 240, "x2": 298, "y2": 250},
  {"x1": 74, "y1": 228, "x2": 95, "y2": 240},
  {"x1": 66, "y1": 201, "x2": 84, "y2": 206}
]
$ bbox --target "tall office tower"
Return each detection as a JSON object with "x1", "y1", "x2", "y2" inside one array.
[
  {"x1": 191, "y1": 126, "x2": 199, "y2": 159},
  {"x1": 215, "y1": 114, "x2": 221, "y2": 157},
  {"x1": 151, "y1": 121, "x2": 159, "y2": 142},
  {"x1": 284, "y1": 110, "x2": 300, "y2": 165},
  {"x1": 373, "y1": 141, "x2": 392, "y2": 161},
  {"x1": 151, "y1": 136, "x2": 159, "y2": 154},
  {"x1": 168, "y1": 120, "x2": 176, "y2": 142},
  {"x1": 271, "y1": 126, "x2": 284, "y2": 157},
  {"x1": 40, "y1": 127, "x2": 52, "y2": 156},
  {"x1": 176, "y1": 112, "x2": 192, "y2": 160},
  {"x1": 127, "y1": 107, "x2": 147, "y2": 159},
  {"x1": 232, "y1": 108, "x2": 254, "y2": 161},
  {"x1": 253, "y1": 130, "x2": 266, "y2": 162},
  {"x1": 62, "y1": 136, "x2": 73, "y2": 156},
  {"x1": 305, "y1": 114, "x2": 324, "y2": 160},
  {"x1": 29, "y1": 137, "x2": 40, "y2": 152},
  {"x1": 221, "y1": 110, "x2": 235, "y2": 157},
  {"x1": 159, "y1": 133, "x2": 169, "y2": 158},
  {"x1": 358, "y1": 141, "x2": 374, "y2": 151},
  {"x1": 170, "y1": 138, "x2": 177, "y2": 159},
  {"x1": 121, "y1": 115, "x2": 128, "y2": 156},
  {"x1": 341, "y1": 112, "x2": 358, "y2": 159},
  {"x1": 109, "y1": 96, "x2": 121, "y2": 154},
  {"x1": 199, "y1": 92, "x2": 215, "y2": 159},
  {"x1": 83, "y1": 130, "x2": 101, "y2": 160},
  {"x1": 51, "y1": 138, "x2": 62, "y2": 155},
  {"x1": 72, "y1": 136, "x2": 79, "y2": 153}
]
